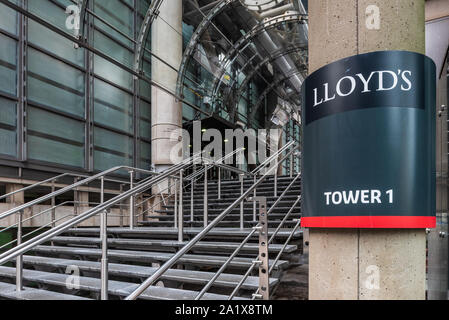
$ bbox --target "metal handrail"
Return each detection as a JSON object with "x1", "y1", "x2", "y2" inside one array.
[
  {"x1": 0, "y1": 166, "x2": 160, "y2": 222},
  {"x1": 249, "y1": 218, "x2": 303, "y2": 300},
  {"x1": 0, "y1": 213, "x2": 75, "y2": 251},
  {"x1": 0, "y1": 200, "x2": 127, "y2": 234},
  {"x1": 184, "y1": 147, "x2": 245, "y2": 181},
  {"x1": 133, "y1": 149, "x2": 252, "y2": 219},
  {"x1": 195, "y1": 227, "x2": 259, "y2": 300},
  {"x1": 252, "y1": 140, "x2": 296, "y2": 175},
  {"x1": 125, "y1": 144, "x2": 299, "y2": 300},
  {"x1": 0, "y1": 169, "x2": 154, "y2": 202},
  {"x1": 229, "y1": 262, "x2": 257, "y2": 300},
  {"x1": 248, "y1": 196, "x2": 302, "y2": 300},
  {"x1": 0, "y1": 158, "x2": 196, "y2": 266},
  {"x1": 269, "y1": 219, "x2": 302, "y2": 274},
  {"x1": 268, "y1": 195, "x2": 301, "y2": 245},
  {"x1": 135, "y1": 163, "x2": 251, "y2": 219},
  {"x1": 194, "y1": 173, "x2": 301, "y2": 299}
]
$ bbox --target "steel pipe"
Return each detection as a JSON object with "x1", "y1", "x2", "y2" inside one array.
[
  {"x1": 204, "y1": 164, "x2": 209, "y2": 228},
  {"x1": 178, "y1": 170, "x2": 184, "y2": 243},
  {"x1": 129, "y1": 171, "x2": 135, "y2": 230},
  {"x1": 125, "y1": 145, "x2": 298, "y2": 300},
  {"x1": 16, "y1": 210, "x2": 23, "y2": 292}
]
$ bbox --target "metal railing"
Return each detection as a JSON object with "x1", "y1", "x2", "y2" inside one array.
[
  {"x1": 125, "y1": 142, "x2": 300, "y2": 300},
  {"x1": 0, "y1": 154, "x2": 201, "y2": 297},
  {"x1": 0, "y1": 142, "x2": 301, "y2": 300},
  {"x1": 0, "y1": 172, "x2": 133, "y2": 203}
]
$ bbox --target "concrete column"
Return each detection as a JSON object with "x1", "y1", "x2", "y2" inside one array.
[
  {"x1": 5, "y1": 184, "x2": 24, "y2": 205},
  {"x1": 78, "y1": 191, "x2": 89, "y2": 208},
  {"x1": 308, "y1": 0, "x2": 426, "y2": 300},
  {"x1": 151, "y1": 0, "x2": 183, "y2": 172}
]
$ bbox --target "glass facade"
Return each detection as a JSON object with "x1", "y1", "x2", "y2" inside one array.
[
  {"x1": 0, "y1": 0, "x2": 302, "y2": 176},
  {"x1": 282, "y1": 119, "x2": 301, "y2": 175},
  {"x1": 0, "y1": 0, "x2": 152, "y2": 173}
]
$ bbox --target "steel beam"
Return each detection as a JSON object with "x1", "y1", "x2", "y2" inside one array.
[
  {"x1": 134, "y1": 0, "x2": 164, "y2": 73},
  {"x1": 210, "y1": 13, "x2": 307, "y2": 104},
  {"x1": 249, "y1": 70, "x2": 302, "y2": 123}
]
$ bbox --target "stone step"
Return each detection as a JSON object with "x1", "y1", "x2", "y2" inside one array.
[
  {"x1": 189, "y1": 184, "x2": 300, "y2": 192},
  {"x1": 62, "y1": 227, "x2": 302, "y2": 241},
  {"x1": 0, "y1": 281, "x2": 91, "y2": 300},
  {"x1": 162, "y1": 202, "x2": 300, "y2": 210},
  {"x1": 182, "y1": 190, "x2": 300, "y2": 199},
  {"x1": 138, "y1": 220, "x2": 299, "y2": 228},
  {"x1": 22, "y1": 256, "x2": 277, "y2": 291},
  {"x1": 177, "y1": 195, "x2": 300, "y2": 204},
  {"x1": 191, "y1": 176, "x2": 299, "y2": 186},
  {"x1": 158, "y1": 207, "x2": 299, "y2": 215},
  {"x1": 49, "y1": 237, "x2": 298, "y2": 254},
  {"x1": 30, "y1": 246, "x2": 289, "y2": 270},
  {"x1": 146, "y1": 213, "x2": 301, "y2": 220},
  {"x1": 0, "y1": 266, "x2": 245, "y2": 300}
]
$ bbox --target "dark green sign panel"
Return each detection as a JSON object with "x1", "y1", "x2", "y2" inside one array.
[{"x1": 301, "y1": 51, "x2": 436, "y2": 228}]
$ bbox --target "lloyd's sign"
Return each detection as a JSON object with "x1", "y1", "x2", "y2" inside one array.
[{"x1": 301, "y1": 51, "x2": 436, "y2": 228}]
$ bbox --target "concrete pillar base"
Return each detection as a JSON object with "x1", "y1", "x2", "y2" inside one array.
[
  {"x1": 307, "y1": 0, "x2": 427, "y2": 300},
  {"x1": 309, "y1": 229, "x2": 426, "y2": 300},
  {"x1": 5, "y1": 184, "x2": 24, "y2": 205}
]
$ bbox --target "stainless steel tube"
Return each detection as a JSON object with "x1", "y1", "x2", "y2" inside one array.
[
  {"x1": 16, "y1": 210, "x2": 23, "y2": 292},
  {"x1": 178, "y1": 170, "x2": 184, "y2": 243},
  {"x1": 240, "y1": 174, "x2": 244, "y2": 230},
  {"x1": 204, "y1": 164, "x2": 208, "y2": 228},
  {"x1": 129, "y1": 171, "x2": 135, "y2": 230},
  {"x1": 125, "y1": 147, "x2": 298, "y2": 300}
]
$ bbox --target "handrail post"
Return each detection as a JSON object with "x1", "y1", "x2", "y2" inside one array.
[
  {"x1": 253, "y1": 175, "x2": 257, "y2": 222},
  {"x1": 174, "y1": 179, "x2": 178, "y2": 229},
  {"x1": 204, "y1": 163, "x2": 208, "y2": 228},
  {"x1": 74, "y1": 178, "x2": 79, "y2": 217},
  {"x1": 100, "y1": 176, "x2": 104, "y2": 204},
  {"x1": 101, "y1": 209, "x2": 109, "y2": 300},
  {"x1": 100, "y1": 176, "x2": 108, "y2": 300},
  {"x1": 124, "y1": 148, "x2": 297, "y2": 300},
  {"x1": 290, "y1": 152, "x2": 294, "y2": 178},
  {"x1": 119, "y1": 184, "x2": 124, "y2": 228},
  {"x1": 274, "y1": 158, "x2": 278, "y2": 197},
  {"x1": 240, "y1": 174, "x2": 244, "y2": 230},
  {"x1": 190, "y1": 177, "x2": 194, "y2": 222},
  {"x1": 218, "y1": 167, "x2": 221, "y2": 200},
  {"x1": 178, "y1": 170, "x2": 184, "y2": 243},
  {"x1": 16, "y1": 210, "x2": 23, "y2": 292},
  {"x1": 51, "y1": 179, "x2": 56, "y2": 228},
  {"x1": 257, "y1": 197, "x2": 269, "y2": 300},
  {"x1": 129, "y1": 171, "x2": 135, "y2": 230}
]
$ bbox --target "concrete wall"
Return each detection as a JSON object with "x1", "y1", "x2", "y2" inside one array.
[
  {"x1": 151, "y1": 0, "x2": 183, "y2": 169},
  {"x1": 308, "y1": 0, "x2": 427, "y2": 300}
]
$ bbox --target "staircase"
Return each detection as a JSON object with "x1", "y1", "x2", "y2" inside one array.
[{"x1": 0, "y1": 146, "x2": 303, "y2": 300}]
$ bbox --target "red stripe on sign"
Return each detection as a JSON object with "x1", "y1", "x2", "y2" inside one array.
[{"x1": 301, "y1": 216, "x2": 436, "y2": 229}]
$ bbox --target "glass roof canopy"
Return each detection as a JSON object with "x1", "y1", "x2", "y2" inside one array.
[
  {"x1": 178, "y1": 0, "x2": 308, "y2": 129},
  {"x1": 75, "y1": 0, "x2": 308, "y2": 129}
]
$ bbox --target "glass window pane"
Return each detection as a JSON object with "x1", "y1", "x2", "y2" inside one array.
[
  {"x1": 140, "y1": 140, "x2": 151, "y2": 169},
  {"x1": 94, "y1": 79, "x2": 133, "y2": 134},
  {"x1": 28, "y1": 20, "x2": 85, "y2": 67},
  {"x1": 0, "y1": 33, "x2": 17, "y2": 96},
  {"x1": 94, "y1": 127, "x2": 133, "y2": 171},
  {"x1": 27, "y1": 107, "x2": 85, "y2": 168},
  {"x1": 0, "y1": 97, "x2": 17, "y2": 157},
  {"x1": 0, "y1": 2, "x2": 17, "y2": 35},
  {"x1": 28, "y1": 48, "x2": 85, "y2": 117}
]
